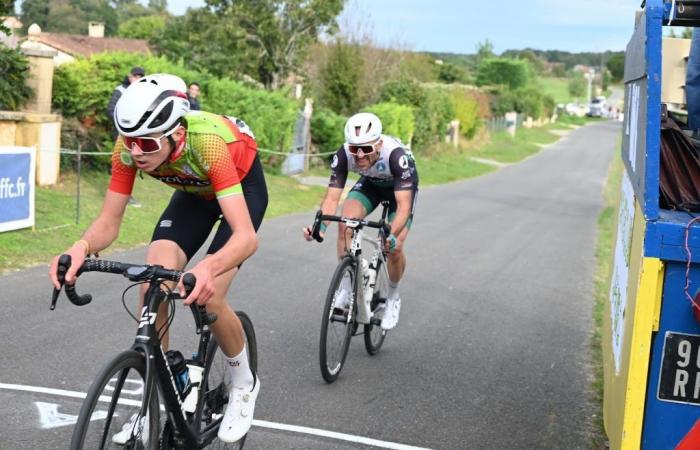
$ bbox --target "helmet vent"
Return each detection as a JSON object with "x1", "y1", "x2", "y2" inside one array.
[
  {"x1": 354, "y1": 126, "x2": 361, "y2": 136},
  {"x1": 148, "y1": 100, "x2": 174, "y2": 129}
]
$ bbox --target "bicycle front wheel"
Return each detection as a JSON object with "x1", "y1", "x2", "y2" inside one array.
[
  {"x1": 364, "y1": 259, "x2": 388, "y2": 355},
  {"x1": 319, "y1": 256, "x2": 357, "y2": 383},
  {"x1": 196, "y1": 311, "x2": 258, "y2": 449},
  {"x1": 70, "y1": 350, "x2": 160, "y2": 450}
]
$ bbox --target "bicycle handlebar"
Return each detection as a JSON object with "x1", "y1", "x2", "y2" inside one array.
[
  {"x1": 50, "y1": 256, "x2": 216, "y2": 329},
  {"x1": 310, "y1": 208, "x2": 391, "y2": 244}
]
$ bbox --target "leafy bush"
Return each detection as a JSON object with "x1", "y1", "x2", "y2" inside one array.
[
  {"x1": 364, "y1": 102, "x2": 414, "y2": 145},
  {"x1": 205, "y1": 78, "x2": 299, "y2": 155},
  {"x1": 0, "y1": 46, "x2": 32, "y2": 110},
  {"x1": 490, "y1": 86, "x2": 555, "y2": 119},
  {"x1": 476, "y1": 58, "x2": 530, "y2": 89},
  {"x1": 310, "y1": 107, "x2": 346, "y2": 156},
  {"x1": 379, "y1": 78, "x2": 454, "y2": 149},
  {"x1": 52, "y1": 52, "x2": 298, "y2": 170},
  {"x1": 319, "y1": 39, "x2": 363, "y2": 115},
  {"x1": 449, "y1": 88, "x2": 487, "y2": 139}
]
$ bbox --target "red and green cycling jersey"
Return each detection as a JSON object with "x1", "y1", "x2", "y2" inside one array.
[{"x1": 108, "y1": 111, "x2": 258, "y2": 200}]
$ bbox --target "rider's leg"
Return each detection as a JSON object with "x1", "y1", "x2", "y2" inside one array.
[
  {"x1": 386, "y1": 226, "x2": 409, "y2": 284},
  {"x1": 141, "y1": 239, "x2": 188, "y2": 350},
  {"x1": 336, "y1": 198, "x2": 367, "y2": 258}
]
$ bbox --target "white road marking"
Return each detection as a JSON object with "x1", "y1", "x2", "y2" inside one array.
[
  {"x1": 35, "y1": 402, "x2": 108, "y2": 429},
  {"x1": 1, "y1": 383, "x2": 432, "y2": 450}
]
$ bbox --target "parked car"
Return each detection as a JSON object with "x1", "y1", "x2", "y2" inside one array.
[{"x1": 587, "y1": 96, "x2": 607, "y2": 117}]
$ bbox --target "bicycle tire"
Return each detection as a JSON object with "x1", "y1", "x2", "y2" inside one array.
[
  {"x1": 319, "y1": 256, "x2": 357, "y2": 383},
  {"x1": 364, "y1": 258, "x2": 388, "y2": 355},
  {"x1": 70, "y1": 350, "x2": 160, "y2": 450},
  {"x1": 195, "y1": 311, "x2": 258, "y2": 449}
]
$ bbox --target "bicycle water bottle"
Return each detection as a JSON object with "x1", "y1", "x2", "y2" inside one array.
[
  {"x1": 364, "y1": 259, "x2": 377, "y2": 305},
  {"x1": 166, "y1": 350, "x2": 192, "y2": 399},
  {"x1": 183, "y1": 362, "x2": 203, "y2": 413},
  {"x1": 357, "y1": 258, "x2": 373, "y2": 323}
]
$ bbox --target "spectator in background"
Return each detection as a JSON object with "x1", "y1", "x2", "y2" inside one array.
[
  {"x1": 188, "y1": 82, "x2": 201, "y2": 111},
  {"x1": 106, "y1": 66, "x2": 145, "y2": 207},
  {"x1": 686, "y1": 29, "x2": 700, "y2": 132}
]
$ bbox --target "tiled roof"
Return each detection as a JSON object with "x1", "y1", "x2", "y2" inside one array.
[{"x1": 35, "y1": 33, "x2": 151, "y2": 57}]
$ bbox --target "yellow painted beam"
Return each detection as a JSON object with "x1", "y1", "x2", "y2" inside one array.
[{"x1": 621, "y1": 257, "x2": 665, "y2": 450}]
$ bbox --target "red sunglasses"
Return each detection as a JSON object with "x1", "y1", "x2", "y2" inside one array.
[
  {"x1": 122, "y1": 128, "x2": 177, "y2": 154},
  {"x1": 348, "y1": 142, "x2": 378, "y2": 156}
]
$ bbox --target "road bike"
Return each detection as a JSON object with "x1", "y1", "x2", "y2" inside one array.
[
  {"x1": 50, "y1": 255, "x2": 257, "y2": 449},
  {"x1": 310, "y1": 201, "x2": 392, "y2": 383}
]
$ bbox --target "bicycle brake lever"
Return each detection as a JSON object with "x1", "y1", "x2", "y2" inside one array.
[{"x1": 50, "y1": 254, "x2": 71, "y2": 310}]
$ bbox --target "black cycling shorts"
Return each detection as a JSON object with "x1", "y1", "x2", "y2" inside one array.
[
  {"x1": 151, "y1": 155, "x2": 268, "y2": 261},
  {"x1": 347, "y1": 177, "x2": 418, "y2": 227}
]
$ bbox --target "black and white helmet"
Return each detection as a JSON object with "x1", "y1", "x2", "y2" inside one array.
[
  {"x1": 114, "y1": 73, "x2": 190, "y2": 137},
  {"x1": 344, "y1": 112, "x2": 382, "y2": 145}
]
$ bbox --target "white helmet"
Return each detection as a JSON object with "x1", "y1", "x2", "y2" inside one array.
[
  {"x1": 114, "y1": 73, "x2": 190, "y2": 137},
  {"x1": 344, "y1": 112, "x2": 382, "y2": 145}
]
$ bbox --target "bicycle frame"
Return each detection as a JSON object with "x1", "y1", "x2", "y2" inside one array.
[
  {"x1": 130, "y1": 281, "x2": 217, "y2": 449},
  {"x1": 314, "y1": 202, "x2": 391, "y2": 325},
  {"x1": 51, "y1": 256, "x2": 221, "y2": 449}
]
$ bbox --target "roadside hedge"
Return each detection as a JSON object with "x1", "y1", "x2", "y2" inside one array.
[
  {"x1": 449, "y1": 87, "x2": 491, "y2": 139},
  {"x1": 52, "y1": 52, "x2": 299, "y2": 167},
  {"x1": 378, "y1": 77, "x2": 454, "y2": 150},
  {"x1": 364, "y1": 102, "x2": 415, "y2": 145},
  {"x1": 310, "y1": 107, "x2": 346, "y2": 156}
]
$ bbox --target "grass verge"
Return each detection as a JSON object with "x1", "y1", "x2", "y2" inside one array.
[{"x1": 590, "y1": 153, "x2": 623, "y2": 449}]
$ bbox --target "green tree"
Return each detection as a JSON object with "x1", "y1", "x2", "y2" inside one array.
[
  {"x1": 113, "y1": 0, "x2": 151, "y2": 24},
  {"x1": 606, "y1": 53, "x2": 625, "y2": 81},
  {"x1": 568, "y1": 73, "x2": 586, "y2": 98},
  {"x1": 205, "y1": 0, "x2": 345, "y2": 89},
  {"x1": 476, "y1": 58, "x2": 529, "y2": 89},
  {"x1": 0, "y1": 0, "x2": 31, "y2": 111},
  {"x1": 148, "y1": 0, "x2": 167, "y2": 12},
  {"x1": 21, "y1": 0, "x2": 50, "y2": 30},
  {"x1": 319, "y1": 39, "x2": 362, "y2": 115},
  {"x1": 475, "y1": 39, "x2": 495, "y2": 66},
  {"x1": 156, "y1": 8, "x2": 257, "y2": 81},
  {"x1": 21, "y1": 0, "x2": 118, "y2": 35},
  {"x1": 117, "y1": 14, "x2": 167, "y2": 40},
  {"x1": 438, "y1": 62, "x2": 469, "y2": 84}
]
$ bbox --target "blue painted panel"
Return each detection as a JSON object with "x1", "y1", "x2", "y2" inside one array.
[
  {"x1": 643, "y1": 262, "x2": 700, "y2": 448},
  {"x1": 645, "y1": 1, "x2": 662, "y2": 221}
]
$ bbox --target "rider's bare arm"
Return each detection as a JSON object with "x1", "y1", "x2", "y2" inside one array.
[
  {"x1": 49, "y1": 190, "x2": 129, "y2": 288},
  {"x1": 390, "y1": 190, "x2": 412, "y2": 237}
]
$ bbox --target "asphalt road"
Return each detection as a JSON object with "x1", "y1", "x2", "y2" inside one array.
[{"x1": 0, "y1": 121, "x2": 617, "y2": 449}]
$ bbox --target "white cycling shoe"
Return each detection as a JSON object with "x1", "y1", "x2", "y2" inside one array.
[
  {"x1": 333, "y1": 275, "x2": 353, "y2": 309},
  {"x1": 112, "y1": 412, "x2": 148, "y2": 445},
  {"x1": 381, "y1": 297, "x2": 401, "y2": 330},
  {"x1": 333, "y1": 287, "x2": 351, "y2": 309},
  {"x1": 217, "y1": 375, "x2": 260, "y2": 443}
]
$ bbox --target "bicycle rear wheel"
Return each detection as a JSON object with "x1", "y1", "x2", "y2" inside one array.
[
  {"x1": 70, "y1": 350, "x2": 160, "y2": 450},
  {"x1": 195, "y1": 311, "x2": 258, "y2": 449},
  {"x1": 364, "y1": 258, "x2": 388, "y2": 355},
  {"x1": 319, "y1": 256, "x2": 357, "y2": 383}
]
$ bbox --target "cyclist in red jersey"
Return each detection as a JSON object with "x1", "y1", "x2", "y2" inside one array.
[{"x1": 49, "y1": 74, "x2": 265, "y2": 443}]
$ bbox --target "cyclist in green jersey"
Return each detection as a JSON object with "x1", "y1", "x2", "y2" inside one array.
[{"x1": 50, "y1": 74, "x2": 265, "y2": 443}]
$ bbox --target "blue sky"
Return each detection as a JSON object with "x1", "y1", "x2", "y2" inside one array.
[{"x1": 168, "y1": 0, "x2": 639, "y2": 54}]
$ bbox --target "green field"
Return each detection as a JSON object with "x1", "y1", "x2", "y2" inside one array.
[{"x1": 540, "y1": 77, "x2": 575, "y2": 105}]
